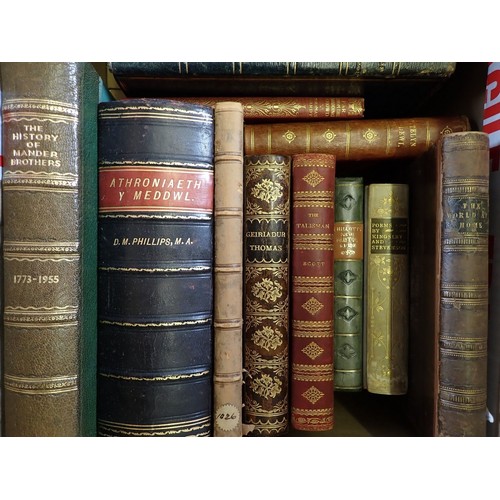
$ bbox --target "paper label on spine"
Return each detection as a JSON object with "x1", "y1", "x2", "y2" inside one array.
[{"x1": 215, "y1": 404, "x2": 240, "y2": 432}]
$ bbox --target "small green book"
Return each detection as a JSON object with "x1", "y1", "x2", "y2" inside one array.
[{"x1": 333, "y1": 177, "x2": 364, "y2": 391}]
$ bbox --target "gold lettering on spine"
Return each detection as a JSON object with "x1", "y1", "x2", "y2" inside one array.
[{"x1": 244, "y1": 155, "x2": 290, "y2": 436}]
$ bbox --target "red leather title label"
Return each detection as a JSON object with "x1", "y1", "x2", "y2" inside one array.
[{"x1": 99, "y1": 166, "x2": 214, "y2": 213}]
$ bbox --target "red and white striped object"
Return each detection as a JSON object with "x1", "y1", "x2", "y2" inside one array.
[{"x1": 484, "y1": 62, "x2": 500, "y2": 148}]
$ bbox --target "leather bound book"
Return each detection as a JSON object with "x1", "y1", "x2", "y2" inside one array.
[
  {"x1": 107, "y1": 62, "x2": 456, "y2": 118},
  {"x1": 290, "y1": 153, "x2": 335, "y2": 432},
  {"x1": 244, "y1": 116, "x2": 470, "y2": 160},
  {"x1": 333, "y1": 177, "x2": 364, "y2": 392},
  {"x1": 243, "y1": 154, "x2": 291, "y2": 436},
  {"x1": 1, "y1": 62, "x2": 100, "y2": 436},
  {"x1": 409, "y1": 131, "x2": 489, "y2": 436},
  {"x1": 170, "y1": 97, "x2": 364, "y2": 121},
  {"x1": 98, "y1": 98, "x2": 214, "y2": 437},
  {"x1": 365, "y1": 183, "x2": 409, "y2": 395},
  {"x1": 213, "y1": 102, "x2": 244, "y2": 437},
  {"x1": 109, "y1": 62, "x2": 456, "y2": 78}
]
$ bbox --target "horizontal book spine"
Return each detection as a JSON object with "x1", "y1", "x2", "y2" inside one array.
[
  {"x1": 243, "y1": 154, "x2": 291, "y2": 436},
  {"x1": 244, "y1": 116, "x2": 470, "y2": 160},
  {"x1": 290, "y1": 153, "x2": 335, "y2": 432},
  {"x1": 172, "y1": 97, "x2": 364, "y2": 121},
  {"x1": 98, "y1": 98, "x2": 214, "y2": 437},
  {"x1": 109, "y1": 62, "x2": 456, "y2": 77},
  {"x1": 437, "y1": 132, "x2": 489, "y2": 436}
]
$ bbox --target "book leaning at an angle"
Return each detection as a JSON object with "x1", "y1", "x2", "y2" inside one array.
[
  {"x1": 290, "y1": 153, "x2": 335, "y2": 432},
  {"x1": 213, "y1": 102, "x2": 244, "y2": 436},
  {"x1": 243, "y1": 154, "x2": 291, "y2": 436},
  {"x1": 98, "y1": 98, "x2": 214, "y2": 437},
  {"x1": 365, "y1": 183, "x2": 409, "y2": 396},
  {"x1": 334, "y1": 177, "x2": 364, "y2": 392},
  {"x1": 1, "y1": 62, "x2": 100, "y2": 436},
  {"x1": 409, "y1": 131, "x2": 489, "y2": 437}
]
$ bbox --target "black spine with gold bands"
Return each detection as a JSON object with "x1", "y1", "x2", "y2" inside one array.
[{"x1": 97, "y1": 98, "x2": 214, "y2": 436}]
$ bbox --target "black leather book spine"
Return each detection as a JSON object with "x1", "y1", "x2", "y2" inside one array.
[
  {"x1": 97, "y1": 98, "x2": 214, "y2": 436},
  {"x1": 109, "y1": 62, "x2": 456, "y2": 77}
]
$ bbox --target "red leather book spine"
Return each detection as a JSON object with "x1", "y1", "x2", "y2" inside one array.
[{"x1": 290, "y1": 153, "x2": 335, "y2": 431}]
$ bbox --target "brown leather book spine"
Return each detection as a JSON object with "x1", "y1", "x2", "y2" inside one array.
[
  {"x1": 290, "y1": 153, "x2": 335, "y2": 432},
  {"x1": 437, "y1": 131, "x2": 489, "y2": 436},
  {"x1": 243, "y1": 154, "x2": 291, "y2": 436},
  {"x1": 244, "y1": 116, "x2": 470, "y2": 160},
  {"x1": 172, "y1": 97, "x2": 364, "y2": 121},
  {"x1": 213, "y1": 102, "x2": 244, "y2": 437}
]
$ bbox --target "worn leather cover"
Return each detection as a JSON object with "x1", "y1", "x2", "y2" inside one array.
[
  {"x1": 290, "y1": 153, "x2": 335, "y2": 432},
  {"x1": 212, "y1": 102, "x2": 244, "y2": 436},
  {"x1": 1, "y1": 62, "x2": 99, "y2": 436},
  {"x1": 244, "y1": 116, "x2": 470, "y2": 160},
  {"x1": 109, "y1": 62, "x2": 456, "y2": 77},
  {"x1": 98, "y1": 98, "x2": 214, "y2": 436},
  {"x1": 409, "y1": 131, "x2": 489, "y2": 436},
  {"x1": 108, "y1": 63, "x2": 456, "y2": 118},
  {"x1": 365, "y1": 184, "x2": 409, "y2": 395},
  {"x1": 334, "y1": 177, "x2": 364, "y2": 391},
  {"x1": 243, "y1": 154, "x2": 291, "y2": 436},
  {"x1": 169, "y1": 97, "x2": 364, "y2": 121}
]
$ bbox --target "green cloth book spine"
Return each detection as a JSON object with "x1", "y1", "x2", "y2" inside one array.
[
  {"x1": 1, "y1": 62, "x2": 100, "y2": 436},
  {"x1": 333, "y1": 177, "x2": 364, "y2": 391}
]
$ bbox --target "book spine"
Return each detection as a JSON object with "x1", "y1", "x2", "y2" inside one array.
[
  {"x1": 244, "y1": 116, "x2": 470, "y2": 160},
  {"x1": 213, "y1": 102, "x2": 244, "y2": 437},
  {"x1": 0, "y1": 84, "x2": 3, "y2": 437},
  {"x1": 290, "y1": 153, "x2": 335, "y2": 432},
  {"x1": 97, "y1": 98, "x2": 214, "y2": 437},
  {"x1": 243, "y1": 154, "x2": 291, "y2": 436},
  {"x1": 109, "y1": 62, "x2": 456, "y2": 78},
  {"x1": 333, "y1": 178, "x2": 364, "y2": 391},
  {"x1": 1, "y1": 62, "x2": 99, "y2": 436},
  {"x1": 172, "y1": 97, "x2": 364, "y2": 121},
  {"x1": 365, "y1": 183, "x2": 409, "y2": 395},
  {"x1": 437, "y1": 132, "x2": 489, "y2": 436}
]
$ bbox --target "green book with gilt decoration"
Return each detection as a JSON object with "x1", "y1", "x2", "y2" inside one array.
[{"x1": 334, "y1": 178, "x2": 364, "y2": 391}]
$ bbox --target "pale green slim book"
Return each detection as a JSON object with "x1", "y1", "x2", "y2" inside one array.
[{"x1": 334, "y1": 177, "x2": 364, "y2": 391}]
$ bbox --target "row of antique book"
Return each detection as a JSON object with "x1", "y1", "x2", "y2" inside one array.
[{"x1": 0, "y1": 61, "x2": 489, "y2": 437}]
